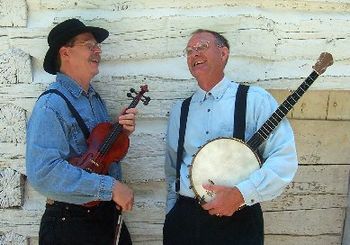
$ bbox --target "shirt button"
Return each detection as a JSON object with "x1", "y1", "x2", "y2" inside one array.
[
  {"x1": 65, "y1": 206, "x2": 69, "y2": 210},
  {"x1": 206, "y1": 131, "x2": 209, "y2": 134},
  {"x1": 207, "y1": 109, "x2": 211, "y2": 112},
  {"x1": 87, "y1": 209, "x2": 91, "y2": 213},
  {"x1": 62, "y1": 217, "x2": 66, "y2": 221},
  {"x1": 251, "y1": 199, "x2": 254, "y2": 203}
]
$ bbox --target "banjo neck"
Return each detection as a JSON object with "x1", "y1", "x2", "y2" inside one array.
[{"x1": 246, "y1": 52, "x2": 333, "y2": 151}]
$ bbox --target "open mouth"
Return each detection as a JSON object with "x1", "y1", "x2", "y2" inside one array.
[
  {"x1": 90, "y1": 56, "x2": 100, "y2": 64},
  {"x1": 194, "y1": 60, "x2": 205, "y2": 67},
  {"x1": 91, "y1": 59, "x2": 99, "y2": 64}
]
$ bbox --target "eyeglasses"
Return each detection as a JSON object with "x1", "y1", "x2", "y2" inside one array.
[
  {"x1": 72, "y1": 40, "x2": 102, "y2": 51},
  {"x1": 183, "y1": 40, "x2": 210, "y2": 56}
]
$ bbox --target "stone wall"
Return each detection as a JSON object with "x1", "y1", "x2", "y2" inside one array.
[{"x1": 0, "y1": 1, "x2": 349, "y2": 244}]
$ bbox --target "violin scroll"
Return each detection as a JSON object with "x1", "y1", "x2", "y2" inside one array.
[{"x1": 127, "y1": 85, "x2": 151, "y2": 105}]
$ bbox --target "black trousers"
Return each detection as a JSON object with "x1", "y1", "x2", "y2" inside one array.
[
  {"x1": 39, "y1": 201, "x2": 132, "y2": 245},
  {"x1": 163, "y1": 196, "x2": 264, "y2": 245}
]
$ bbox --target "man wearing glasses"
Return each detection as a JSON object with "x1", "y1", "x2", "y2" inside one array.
[
  {"x1": 26, "y1": 19, "x2": 136, "y2": 244},
  {"x1": 163, "y1": 29, "x2": 298, "y2": 244}
]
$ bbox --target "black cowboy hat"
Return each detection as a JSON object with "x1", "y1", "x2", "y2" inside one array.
[{"x1": 43, "y1": 18, "x2": 109, "y2": 75}]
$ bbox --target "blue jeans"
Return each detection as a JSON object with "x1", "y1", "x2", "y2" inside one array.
[{"x1": 39, "y1": 201, "x2": 132, "y2": 245}]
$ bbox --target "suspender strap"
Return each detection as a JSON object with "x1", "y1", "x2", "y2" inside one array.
[
  {"x1": 233, "y1": 84, "x2": 249, "y2": 141},
  {"x1": 175, "y1": 96, "x2": 192, "y2": 193},
  {"x1": 39, "y1": 89, "x2": 90, "y2": 140}
]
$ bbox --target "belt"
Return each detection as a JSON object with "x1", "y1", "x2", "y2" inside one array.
[
  {"x1": 178, "y1": 195, "x2": 247, "y2": 211},
  {"x1": 178, "y1": 195, "x2": 199, "y2": 204},
  {"x1": 178, "y1": 195, "x2": 210, "y2": 205},
  {"x1": 44, "y1": 199, "x2": 119, "y2": 221},
  {"x1": 46, "y1": 199, "x2": 102, "y2": 212}
]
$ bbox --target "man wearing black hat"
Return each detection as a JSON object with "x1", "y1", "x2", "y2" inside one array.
[{"x1": 26, "y1": 18, "x2": 136, "y2": 244}]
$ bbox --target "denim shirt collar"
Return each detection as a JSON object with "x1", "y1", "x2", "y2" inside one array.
[
  {"x1": 192, "y1": 76, "x2": 233, "y2": 103},
  {"x1": 56, "y1": 72, "x2": 97, "y2": 98}
]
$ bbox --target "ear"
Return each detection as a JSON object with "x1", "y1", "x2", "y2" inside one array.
[
  {"x1": 58, "y1": 46, "x2": 70, "y2": 62},
  {"x1": 221, "y1": 47, "x2": 229, "y2": 61}
]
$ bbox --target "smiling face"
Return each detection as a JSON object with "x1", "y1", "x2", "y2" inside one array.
[
  {"x1": 186, "y1": 32, "x2": 229, "y2": 91},
  {"x1": 59, "y1": 32, "x2": 102, "y2": 90}
]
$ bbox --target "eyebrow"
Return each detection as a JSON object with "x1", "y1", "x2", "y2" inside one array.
[{"x1": 187, "y1": 40, "x2": 209, "y2": 46}]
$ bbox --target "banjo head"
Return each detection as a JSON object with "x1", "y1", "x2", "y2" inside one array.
[{"x1": 190, "y1": 137, "x2": 260, "y2": 203}]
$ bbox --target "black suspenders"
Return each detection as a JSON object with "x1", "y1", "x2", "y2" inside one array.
[
  {"x1": 175, "y1": 96, "x2": 192, "y2": 192},
  {"x1": 39, "y1": 89, "x2": 91, "y2": 140},
  {"x1": 175, "y1": 84, "x2": 249, "y2": 193},
  {"x1": 233, "y1": 84, "x2": 249, "y2": 140}
]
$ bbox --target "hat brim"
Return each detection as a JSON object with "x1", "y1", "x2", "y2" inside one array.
[{"x1": 43, "y1": 26, "x2": 109, "y2": 75}]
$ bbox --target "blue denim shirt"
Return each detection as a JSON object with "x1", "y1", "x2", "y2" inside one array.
[
  {"x1": 165, "y1": 77, "x2": 298, "y2": 213},
  {"x1": 26, "y1": 73, "x2": 121, "y2": 204}
]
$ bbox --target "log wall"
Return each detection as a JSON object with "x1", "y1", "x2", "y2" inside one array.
[{"x1": 0, "y1": 1, "x2": 349, "y2": 244}]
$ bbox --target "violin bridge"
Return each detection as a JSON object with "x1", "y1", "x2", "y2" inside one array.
[{"x1": 90, "y1": 159, "x2": 99, "y2": 167}]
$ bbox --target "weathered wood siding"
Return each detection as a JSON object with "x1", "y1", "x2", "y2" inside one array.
[{"x1": 0, "y1": 1, "x2": 349, "y2": 244}]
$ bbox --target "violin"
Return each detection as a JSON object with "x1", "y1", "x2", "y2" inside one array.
[{"x1": 69, "y1": 85, "x2": 150, "y2": 206}]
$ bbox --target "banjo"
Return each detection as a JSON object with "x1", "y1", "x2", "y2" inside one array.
[{"x1": 189, "y1": 52, "x2": 334, "y2": 204}]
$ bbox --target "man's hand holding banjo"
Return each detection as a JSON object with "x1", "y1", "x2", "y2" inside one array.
[{"x1": 202, "y1": 185, "x2": 245, "y2": 217}]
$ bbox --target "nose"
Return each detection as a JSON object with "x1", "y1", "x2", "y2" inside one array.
[
  {"x1": 193, "y1": 50, "x2": 200, "y2": 56},
  {"x1": 91, "y1": 42, "x2": 102, "y2": 52},
  {"x1": 93, "y1": 46, "x2": 102, "y2": 53},
  {"x1": 187, "y1": 50, "x2": 201, "y2": 58}
]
